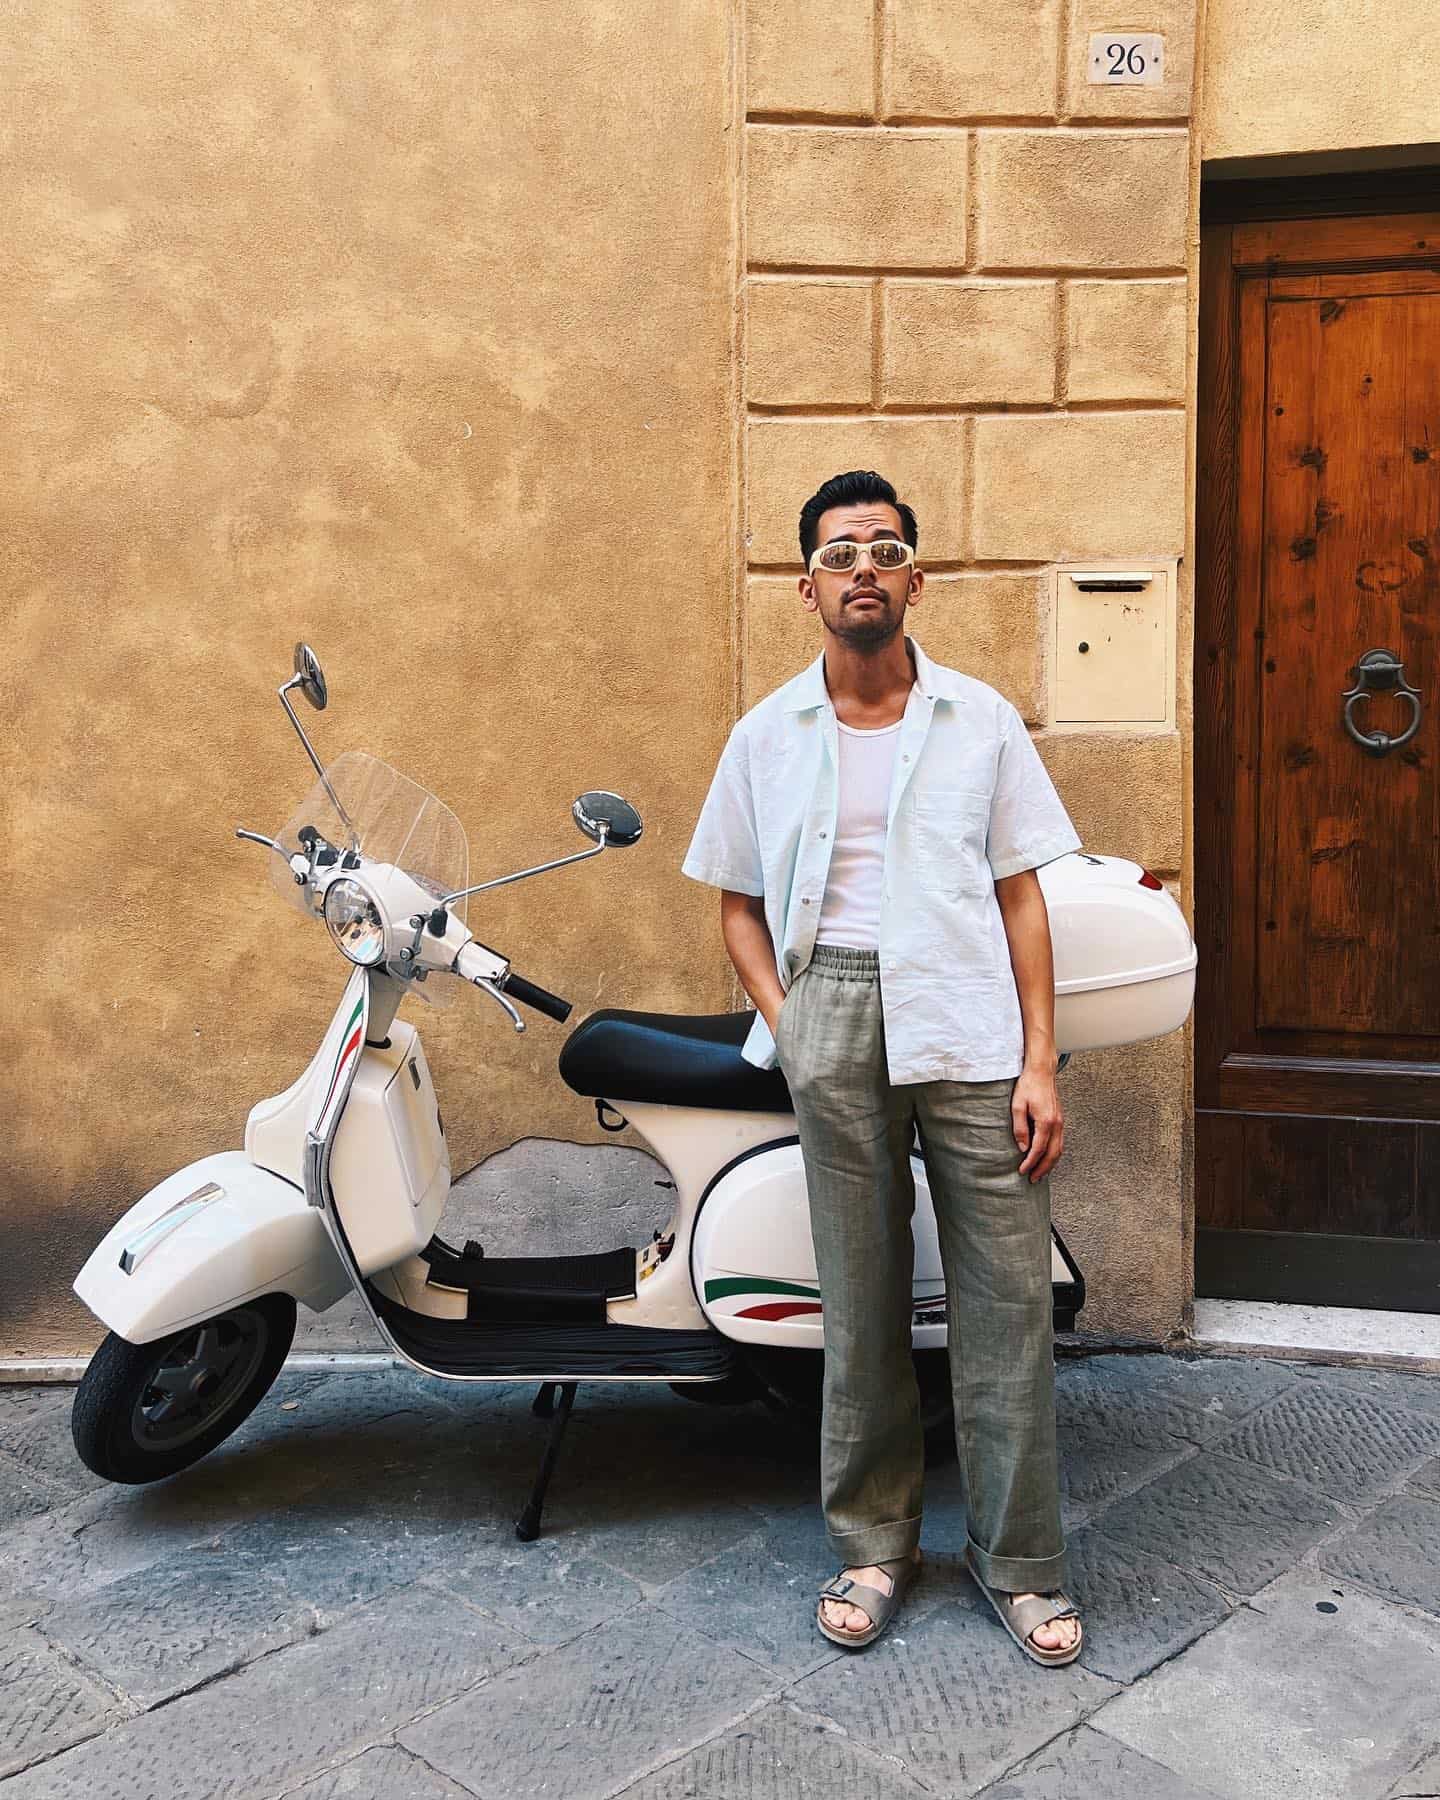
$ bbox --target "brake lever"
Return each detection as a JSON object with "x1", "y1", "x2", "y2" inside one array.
[{"x1": 472, "y1": 977, "x2": 526, "y2": 1034}]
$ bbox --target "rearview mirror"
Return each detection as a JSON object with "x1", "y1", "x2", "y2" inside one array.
[
  {"x1": 293, "y1": 642, "x2": 328, "y2": 712},
  {"x1": 573, "y1": 791, "x2": 643, "y2": 848}
]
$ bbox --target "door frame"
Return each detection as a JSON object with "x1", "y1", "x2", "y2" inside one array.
[{"x1": 1195, "y1": 168, "x2": 1440, "y2": 1307}]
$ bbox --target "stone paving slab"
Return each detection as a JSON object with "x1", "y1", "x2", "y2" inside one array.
[
  {"x1": 1383, "y1": 1740, "x2": 1440, "y2": 1799},
  {"x1": 1318, "y1": 1493, "x2": 1440, "y2": 1617},
  {"x1": 1059, "y1": 1353, "x2": 1300, "y2": 1429},
  {"x1": 1052, "y1": 1368, "x2": 1202, "y2": 1523},
  {"x1": 0, "y1": 1586, "x2": 533, "y2": 1800},
  {"x1": 540, "y1": 1472, "x2": 773, "y2": 1590},
  {"x1": 650, "y1": 1528, "x2": 850, "y2": 1680},
  {"x1": 1055, "y1": 1357, "x2": 1243, "y2": 1450},
  {"x1": 0, "y1": 1391, "x2": 106, "y2": 1501},
  {"x1": 434, "y1": 1533, "x2": 646, "y2": 1646},
  {"x1": 1061, "y1": 1525, "x2": 1232, "y2": 1684},
  {"x1": 1407, "y1": 1454, "x2": 1440, "y2": 1499},
  {"x1": 613, "y1": 1700, "x2": 934, "y2": 1800},
  {"x1": 0, "y1": 1623, "x2": 120, "y2": 1780},
  {"x1": 41, "y1": 1547, "x2": 313, "y2": 1709},
  {"x1": 0, "y1": 1447, "x2": 71, "y2": 1526},
  {"x1": 6, "y1": 1355, "x2": 1440, "y2": 1800},
  {"x1": 1288, "y1": 1361, "x2": 1440, "y2": 1419},
  {"x1": 281, "y1": 1746, "x2": 476, "y2": 1800},
  {"x1": 399, "y1": 1604, "x2": 777, "y2": 1800},
  {"x1": 1098, "y1": 1574, "x2": 1440, "y2": 1800},
  {"x1": 1204, "y1": 1383, "x2": 1440, "y2": 1505},
  {"x1": 974, "y1": 1723, "x2": 1226, "y2": 1799},
  {"x1": 1086, "y1": 1449, "x2": 1345, "y2": 1595},
  {"x1": 788, "y1": 1592, "x2": 1118, "y2": 1797}
]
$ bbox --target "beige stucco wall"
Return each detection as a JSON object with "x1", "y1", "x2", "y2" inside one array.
[
  {"x1": 1, "y1": 0, "x2": 738, "y2": 1353},
  {"x1": 6, "y1": 0, "x2": 1280, "y2": 1356},
  {"x1": 1202, "y1": 0, "x2": 1440, "y2": 162}
]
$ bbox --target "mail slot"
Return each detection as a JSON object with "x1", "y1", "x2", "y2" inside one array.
[{"x1": 1054, "y1": 562, "x2": 1175, "y2": 725}]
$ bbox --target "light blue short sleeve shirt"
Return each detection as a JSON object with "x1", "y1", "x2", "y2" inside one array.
[{"x1": 681, "y1": 637, "x2": 1082, "y2": 1084}]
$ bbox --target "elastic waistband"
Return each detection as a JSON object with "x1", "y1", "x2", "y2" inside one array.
[{"x1": 805, "y1": 945, "x2": 880, "y2": 979}]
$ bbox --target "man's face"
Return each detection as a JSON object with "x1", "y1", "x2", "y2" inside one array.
[{"x1": 799, "y1": 502, "x2": 923, "y2": 651}]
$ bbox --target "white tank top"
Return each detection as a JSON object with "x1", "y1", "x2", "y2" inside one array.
[{"x1": 814, "y1": 718, "x2": 902, "y2": 951}]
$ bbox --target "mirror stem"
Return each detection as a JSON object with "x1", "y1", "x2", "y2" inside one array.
[
  {"x1": 277, "y1": 677, "x2": 360, "y2": 852},
  {"x1": 441, "y1": 831, "x2": 608, "y2": 908}
]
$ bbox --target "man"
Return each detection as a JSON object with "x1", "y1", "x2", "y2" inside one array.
[{"x1": 682, "y1": 470, "x2": 1083, "y2": 1663}]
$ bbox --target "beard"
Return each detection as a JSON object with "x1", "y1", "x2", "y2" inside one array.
[{"x1": 826, "y1": 595, "x2": 905, "y2": 652}]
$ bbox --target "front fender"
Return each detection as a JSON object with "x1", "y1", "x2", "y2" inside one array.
[{"x1": 73, "y1": 1151, "x2": 351, "y2": 1345}]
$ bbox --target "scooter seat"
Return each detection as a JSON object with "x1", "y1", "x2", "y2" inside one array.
[{"x1": 558, "y1": 1009, "x2": 794, "y2": 1114}]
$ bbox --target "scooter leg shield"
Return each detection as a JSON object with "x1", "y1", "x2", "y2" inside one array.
[
  {"x1": 691, "y1": 1143, "x2": 950, "y2": 1352},
  {"x1": 73, "y1": 1150, "x2": 351, "y2": 1345}
]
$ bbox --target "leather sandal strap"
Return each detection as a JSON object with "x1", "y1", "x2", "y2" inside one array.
[
  {"x1": 817, "y1": 1576, "x2": 892, "y2": 1623},
  {"x1": 1002, "y1": 1591, "x2": 1079, "y2": 1644}
]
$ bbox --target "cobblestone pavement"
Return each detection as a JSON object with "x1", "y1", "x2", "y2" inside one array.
[{"x1": 4, "y1": 1352, "x2": 1440, "y2": 1799}]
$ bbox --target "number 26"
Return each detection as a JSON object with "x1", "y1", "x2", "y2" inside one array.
[{"x1": 1107, "y1": 42, "x2": 1147, "y2": 75}]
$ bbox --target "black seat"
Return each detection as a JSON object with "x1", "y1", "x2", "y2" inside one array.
[{"x1": 558, "y1": 1009, "x2": 794, "y2": 1113}]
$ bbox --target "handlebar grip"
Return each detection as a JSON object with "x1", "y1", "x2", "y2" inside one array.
[{"x1": 502, "y1": 972, "x2": 573, "y2": 1025}]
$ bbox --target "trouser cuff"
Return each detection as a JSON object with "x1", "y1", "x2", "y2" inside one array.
[
  {"x1": 827, "y1": 1514, "x2": 922, "y2": 1566},
  {"x1": 967, "y1": 1536, "x2": 1067, "y2": 1593}
]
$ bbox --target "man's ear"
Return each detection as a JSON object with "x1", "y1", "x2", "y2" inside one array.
[
  {"x1": 799, "y1": 573, "x2": 820, "y2": 616},
  {"x1": 905, "y1": 568, "x2": 924, "y2": 609}
]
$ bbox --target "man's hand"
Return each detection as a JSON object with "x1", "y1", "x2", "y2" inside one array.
[
  {"x1": 719, "y1": 891, "x2": 786, "y2": 1036},
  {"x1": 1012, "y1": 1066, "x2": 1064, "y2": 1182}
]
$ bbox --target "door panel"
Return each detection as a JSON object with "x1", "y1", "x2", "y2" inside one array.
[
  {"x1": 1258, "y1": 283, "x2": 1440, "y2": 1037},
  {"x1": 1196, "y1": 203, "x2": 1440, "y2": 1309}
]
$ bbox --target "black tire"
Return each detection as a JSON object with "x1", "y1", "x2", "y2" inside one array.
[
  {"x1": 739, "y1": 1346, "x2": 957, "y2": 1465},
  {"x1": 71, "y1": 1294, "x2": 296, "y2": 1484}
]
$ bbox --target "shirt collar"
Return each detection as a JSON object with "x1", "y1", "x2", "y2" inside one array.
[{"x1": 781, "y1": 635, "x2": 965, "y2": 711}]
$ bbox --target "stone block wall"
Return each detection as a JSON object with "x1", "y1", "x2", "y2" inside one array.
[{"x1": 742, "y1": 0, "x2": 1200, "y2": 1338}]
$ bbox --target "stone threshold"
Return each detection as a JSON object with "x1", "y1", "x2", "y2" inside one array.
[{"x1": 1187, "y1": 1297, "x2": 1440, "y2": 1374}]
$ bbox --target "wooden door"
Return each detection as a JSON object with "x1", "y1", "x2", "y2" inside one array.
[{"x1": 1196, "y1": 204, "x2": 1440, "y2": 1310}]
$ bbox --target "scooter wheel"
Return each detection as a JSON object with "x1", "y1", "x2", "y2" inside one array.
[{"x1": 71, "y1": 1294, "x2": 296, "y2": 1484}]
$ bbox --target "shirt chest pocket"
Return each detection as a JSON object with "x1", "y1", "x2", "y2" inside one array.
[{"x1": 912, "y1": 788, "x2": 992, "y2": 898}]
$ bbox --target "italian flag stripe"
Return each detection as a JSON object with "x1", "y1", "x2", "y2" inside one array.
[
  {"x1": 318, "y1": 995, "x2": 366, "y2": 1121},
  {"x1": 705, "y1": 1276, "x2": 820, "y2": 1302}
]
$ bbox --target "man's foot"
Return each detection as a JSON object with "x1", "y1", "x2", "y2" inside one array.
[
  {"x1": 965, "y1": 1556, "x2": 1084, "y2": 1667},
  {"x1": 819, "y1": 1549, "x2": 922, "y2": 1635},
  {"x1": 1009, "y1": 1592, "x2": 1081, "y2": 1655}
]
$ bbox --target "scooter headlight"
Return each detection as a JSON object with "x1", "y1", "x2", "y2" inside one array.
[{"x1": 323, "y1": 878, "x2": 388, "y2": 967}]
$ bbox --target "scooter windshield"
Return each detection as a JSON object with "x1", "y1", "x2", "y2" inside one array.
[{"x1": 270, "y1": 751, "x2": 470, "y2": 1004}]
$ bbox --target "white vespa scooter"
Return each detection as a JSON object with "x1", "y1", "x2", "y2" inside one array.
[{"x1": 72, "y1": 646, "x2": 1197, "y2": 1539}]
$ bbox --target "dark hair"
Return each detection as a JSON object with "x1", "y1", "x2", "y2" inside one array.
[{"x1": 798, "y1": 469, "x2": 919, "y2": 567}]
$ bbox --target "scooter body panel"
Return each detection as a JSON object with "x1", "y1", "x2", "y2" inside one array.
[
  {"x1": 72, "y1": 1150, "x2": 350, "y2": 1345},
  {"x1": 327, "y1": 1026, "x2": 450, "y2": 1275},
  {"x1": 689, "y1": 1140, "x2": 948, "y2": 1349},
  {"x1": 602, "y1": 1101, "x2": 797, "y2": 1332}
]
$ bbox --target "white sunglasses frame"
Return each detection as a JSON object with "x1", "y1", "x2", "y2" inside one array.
[{"x1": 806, "y1": 538, "x2": 917, "y2": 576}]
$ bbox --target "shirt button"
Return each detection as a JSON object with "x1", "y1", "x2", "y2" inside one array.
[
  {"x1": 819, "y1": 832, "x2": 827, "y2": 840},
  {"x1": 801, "y1": 897, "x2": 811, "y2": 906},
  {"x1": 902, "y1": 754, "x2": 910, "y2": 763}
]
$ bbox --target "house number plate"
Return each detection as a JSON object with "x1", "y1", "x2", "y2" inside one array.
[{"x1": 1087, "y1": 32, "x2": 1164, "y2": 84}]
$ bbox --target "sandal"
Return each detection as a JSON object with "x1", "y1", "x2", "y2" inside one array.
[
  {"x1": 815, "y1": 1551, "x2": 921, "y2": 1650},
  {"x1": 966, "y1": 1551, "x2": 1083, "y2": 1667}
]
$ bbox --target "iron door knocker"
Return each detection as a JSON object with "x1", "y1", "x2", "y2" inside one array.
[{"x1": 1341, "y1": 648, "x2": 1422, "y2": 757}]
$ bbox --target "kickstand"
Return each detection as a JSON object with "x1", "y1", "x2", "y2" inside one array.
[{"x1": 515, "y1": 1381, "x2": 579, "y2": 1542}]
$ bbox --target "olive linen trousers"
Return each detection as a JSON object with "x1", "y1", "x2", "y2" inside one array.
[{"x1": 775, "y1": 944, "x2": 1066, "y2": 1592}]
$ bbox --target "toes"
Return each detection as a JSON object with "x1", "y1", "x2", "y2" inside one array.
[{"x1": 819, "y1": 1598, "x2": 872, "y2": 1634}]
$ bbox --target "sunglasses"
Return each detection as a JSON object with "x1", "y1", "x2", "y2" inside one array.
[{"x1": 807, "y1": 538, "x2": 916, "y2": 575}]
